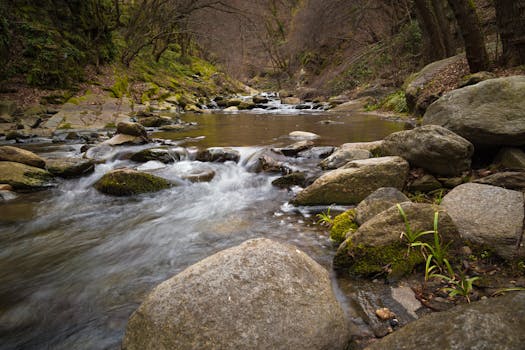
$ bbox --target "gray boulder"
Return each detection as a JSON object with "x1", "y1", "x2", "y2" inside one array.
[
  {"x1": 441, "y1": 183, "x2": 524, "y2": 260},
  {"x1": 272, "y1": 140, "x2": 314, "y2": 157},
  {"x1": 381, "y1": 125, "x2": 474, "y2": 176},
  {"x1": 122, "y1": 238, "x2": 349, "y2": 350},
  {"x1": 293, "y1": 156, "x2": 409, "y2": 205},
  {"x1": 423, "y1": 76, "x2": 525, "y2": 146},
  {"x1": 365, "y1": 292, "x2": 525, "y2": 350},
  {"x1": 355, "y1": 187, "x2": 410, "y2": 225},
  {"x1": 104, "y1": 134, "x2": 148, "y2": 146},
  {"x1": 0, "y1": 161, "x2": 54, "y2": 191},
  {"x1": 0, "y1": 146, "x2": 46, "y2": 169}
]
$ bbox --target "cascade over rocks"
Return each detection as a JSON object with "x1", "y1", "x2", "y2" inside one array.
[
  {"x1": 423, "y1": 76, "x2": 525, "y2": 147},
  {"x1": 0, "y1": 146, "x2": 46, "y2": 169},
  {"x1": 365, "y1": 292, "x2": 525, "y2": 350},
  {"x1": 122, "y1": 238, "x2": 349, "y2": 350},
  {"x1": 293, "y1": 156, "x2": 409, "y2": 205},
  {"x1": 380, "y1": 125, "x2": 474, "y2": 176},
  {"x1": 441, "y1": 183, "x2": 524, "y2": 260}
]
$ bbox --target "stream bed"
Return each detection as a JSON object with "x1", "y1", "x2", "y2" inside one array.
[{"x1": 0, "y1": 110, "x2": 407, "y2": 349}]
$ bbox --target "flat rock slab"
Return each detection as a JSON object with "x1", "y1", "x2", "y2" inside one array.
[
  {"x1": 365, "y1": 292, "x2": 525, "y2": 350},
  {"x1": 122, "y1": 238, "x2": 348, "y2": 350},
  {"x1": 0, "y1": 146, "x2": 46, "y2": 169},
  {"x1": 441, "y1": 183, "x2": 524, "y2": 260}
]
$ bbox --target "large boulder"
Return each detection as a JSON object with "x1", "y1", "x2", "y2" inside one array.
[
  {"x1": 355, "y1": 187, "x2": 410, "y2": 225},
  {"x1": 0, "y1": 161, "x2": 54, "y2": 191},
  {"x1": 0, "y1": 146, "x2": 46, "y2": 169},
  {"x1": 94, "y1": 168, "x2": 171, "y2": 196},
  {"x1": 46, "y1": 158, "x2": 95, "y2": 178},
  {"x1": 441, "y1": 183, "x2": 524, "y2": 260},
  {"x1": 334, "y1": 202, "x2": 457, "y2": 277},
  {"x1": 380, "y1": 125, "x2": 474, "y2": 176},
  {"x1": 365, "y1": 292, "x2": 525, "y2": 350},
  {"x1": 293, "y1": 156, "x2": 409, "y2": 205},
  {"x1": 122, "y1": 238, "x2": 349, "y2": 350},
  {"x1": 423, "y1": 76, "x2": 525, "y2": 147}
]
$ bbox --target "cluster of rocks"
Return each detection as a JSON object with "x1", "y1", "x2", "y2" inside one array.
[{"x1": 121, "y1": 75, "x2": 525, "y2": 350}]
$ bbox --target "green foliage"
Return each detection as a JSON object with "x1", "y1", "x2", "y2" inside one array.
[
  {"x1": 397, "y1": 204, "x2": 434, "y2": 255},
  {"x1": 109, "y1": 75, "x2": 130, "y2": 98},
  {"x1": 316, "y1": 207, "x2": 333, "y2": 227},
  {"x1": 381, "y1": 91, "x2": 408, "y2": 113},
  {"x1": 433, "y1": 273, "x2": 479, "y2": 303},
  {"x1": 331, "y1": 61, "x2": 373, "y2": 93}
]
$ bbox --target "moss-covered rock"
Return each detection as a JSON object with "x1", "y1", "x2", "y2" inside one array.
[
  {"x1": 0, "y1": 161, "x2": 54, "y2": 191},
  {"x1": 334, "y1": 202, "x2": 457, "y2": 278},
  {"x1": 116, "y1": 122, "x2": 148, "y2": 138},
  {"x1": 94, "y1": 168, "x2": 171, "y2": 196},
  {"x1": 330, "y1": 209, "x2": 357, "y2": 244}
]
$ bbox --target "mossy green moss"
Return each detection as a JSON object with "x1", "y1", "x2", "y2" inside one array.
[
  {"x1": 334, "y1": 238, "x2": 424, "y2": 278},
  {"x1": 94, "y1": 169, "x2": 171, "y2": 196},
  {"x1": 330, "y1": 209, "x2": 358, "y2": 244}
]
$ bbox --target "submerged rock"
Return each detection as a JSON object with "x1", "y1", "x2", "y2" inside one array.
[
  {"x1": 441, "y1": 183, "x2": 524, "y2": 260},
  {"x1": 365, "y1": 292, "x2": 525, "y2": 350},
  {"x1": 423, "y1": 76, "x2": 525, "y2": 147},
  {"x1": 46, "y1": 158, "x2": 95, "y2": 178},
  {"x1": 293, "y1": 156, "x2": 409, "y2": 205},
  {"x1": 0, "y1": 146, "x2": 46, "y2": 169},
  {"x1": 0, "y1": 161, "x2": 54, "y2": 191},
  {"x1": 380, "y1": 125, "x2": 474, "y2": 176},
  {"x1": 122, "y1": 238, "x2": 349, "y2": 350},
  {"x1": 94, "y1": 168, "x2": 171, "y2": 196}
]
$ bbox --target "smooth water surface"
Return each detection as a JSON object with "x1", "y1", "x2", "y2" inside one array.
[{"x1": 0, "y1": 110, "x2": 406, "y2": 349}]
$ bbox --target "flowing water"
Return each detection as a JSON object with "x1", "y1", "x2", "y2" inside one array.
[{"x1": 0, "y1": 110, "x2": 407, "y2": 349}]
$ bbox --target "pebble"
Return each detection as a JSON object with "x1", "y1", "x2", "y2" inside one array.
[{"x1": 375, "y1": 308, "x2": 396, "y2": 320}]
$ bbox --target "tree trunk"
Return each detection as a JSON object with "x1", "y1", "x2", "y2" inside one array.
[
  {"x1": 431, "y1": 0, "x2": 456, "y2": 56},
  {"x1": 413, "y1": 0, "x2": 448, "y2": 62},
  {"x1": 446, "y1": 0, "x2": 489, "y2": 72},
  {"x1": 495, "y1": 0, "x2": 525, "y2": 66}
]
